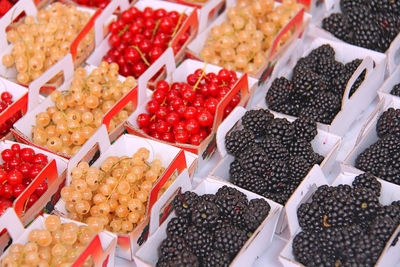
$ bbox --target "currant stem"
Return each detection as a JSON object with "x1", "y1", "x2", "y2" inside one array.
[
  {"x1": 192, "y1": 62, "x2": 207, "y2": 91},
  {"x1": 168, "y1": 11, "x2": 186, "y2": 46},
  {"x1": 133, "y1": 45, "x2": 150, "y2": 66}
]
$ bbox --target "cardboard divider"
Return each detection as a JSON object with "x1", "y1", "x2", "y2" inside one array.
[
  {"x1": 72, "y1": 234, "x2": 116, "y2": 267},
  {"x1": 387, "y1": 33, "x2": 400, "y2": 75},
  {"x1": 196, "y1": 0, "x2": 225, "y2": 33},
  {"x1": 354, "y1": 99, "x2": 385, "y2": 146},
  {"x1": 377, "y1": 65, "x2": 400, "y2": 102},
  {"x1": 0, "y1": 209, "x2": 24, "y2": 240},
  {"x1": 170, "y1": 7, "x2": 198, "y2": 50},
  {"x1": 0, "y1": 77, "x2": 28, "y2": 128}
]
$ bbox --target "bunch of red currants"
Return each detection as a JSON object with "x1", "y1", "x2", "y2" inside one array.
[
  {"x1": 73, "y1": 0, "x2": 110, "y2": 9},
  {"x1": 136, "y1": 68, "x2": 241, "y2": 145},
  {"x1": 0, "y1": 144, "x2": 49, "y2": 216},
  {"x1": 0, "y1": 91, "x2": 22, "y2": 138},
  {"x1": 103, "y1": 6, "x2": 191, "y2": 78}
]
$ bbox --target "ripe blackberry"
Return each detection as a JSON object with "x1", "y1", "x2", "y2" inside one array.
[
  {"x1": 346, "y1": 7, "x2": 374, "y2": 29},
  {"x1": 330, "y1": 70, "x2": 351, "y2": 97},
  {"x1": 215, "y1": 189, "x2": 248, "y2": 229},
  {"x1": 265, "y1": 118, "x2": 295, "y2": 147},
  {"x1": 239, "y1": 146, "x2": 270, "y2": 177},
  {"x1": 319, "y1": 189, "x2": 355, "y2": 228},
  {"x1": 243, "y1": 198, "x2": 271, "y2": 232},
  {"x1": 293, "y1": 56, "x2": 317, "y2": 80},
  {"x1": 157, "y1": 250, "x2": 199, "y2": 267},
  {"x1": 355, "y1": 144, "x2": 389, "y2": 176},
  {"x1": 166, "y1": 217, "x2": 189, "y2": 238},
  {"x1": 352, "y1": 172, "x2": 381, "y2": 196},
  {"x1": 322, "y1": 13, "x2": 349, "y2": 40},
  {"x1": 351, "y1": 235, "x2": 385, "y2": 266},
  {"x1": 241, "y1": 109, "x2": 273, "y2": 137},
  {"x1": 201, "y1": 194, "x2": 217, "y2": 203},
  {"x1": 377, "y1": 204, "x2": 400, "y2": 224},
  {"x1": 340, "y1": 0, "x2": 366, "y2": 14},
  {"x1": 271, "y1": 102, "x2": 300, "y2": 117},
  {"x1": 376, "y1": 108, "x2": 400, "y2": 138},
  {"x1": 315, "y1": 57, "x2": 345, "y2": 85},
  {"x1": 353, "y1": 23, "x2": 380, "y2": 50},
  {"x1": 293, "y1": 69, "x2": 327, "y2": 99},
  {"x1": 345, "y1": 58, "x2": 366, "y2": 97},
  {"x1": 310, "y1": 91, "x2": 341, "y2": 115},
  {"x1": 308, "y1": 44, "x2": 335, "y2": 61},
  {"x1": 297, "y1": 202, "x2": 324, "y2": 232},
  {"x1": 378, "y1": 165, "x2": 400, "y2": 185},
  {"x1": 172, "y1": 191, "x2": 200, "y2": 220},
  {"x1": 390, "y1": 83, "x2": 400, "y2": 96},
  {"x1": 215, "y1": 185, "x2": 248, "y2": 203},
  {"x1": 265, "y1": 77, "x2": 293, "y2": 110},
  {"x1": 213, "y1": 224, "x2": 248, "y2": 257},
  {"x1": 299, "y1": 106, "x2": 321, "y2": 122},
  {"x1": 312, "y1": 185, "x2": 336, "y2": 203},
  {"x1": 369, "y1": 215, "x2": 397, "y2": 242},
  {"x1": 351, "y1": 188, "x2": 380, "y2": 222},
  {"x1": 159, "y1": 235, "x2": 189, "y2": 260},
  {"x1": 288, "y1": 139, "x2": 318, "y2": 166},
  {"x1": 202, "y1": 250, "x2": 230, "y2": 267},
  {"x1": 191, "y1": 200, "x2": 220, "y2": 229},
  {"x1": 231, "y1": 170, "x2": 268, "y2": 195},
  {"x1": 229, "y1": 159, "x2": 243, "y2": 177},
  {"x1": 314, "y1": 152, "x2": 325, "y2": 165},
  {"x1": 288, "y1": 156, "x2": 312, "y2": 181},
  {"x1": 293, "y1": 116, "x2": 317, "y2": 142},
  {"x1": 369, "y1": 0, "x2": 400, "y2": 13},
  {"x1": 262, "y1": 190, "x2": 290, "y2": 205},
  {"x1": 260, "y1": 137, "x2": 289, "y2": 161},
  {"x1": 265, "y1": 160, "x2": 290, "y2": 193},
  {"x1": 225, "y1": 129, "x2": 255, "y2": 157},
  {"x1": 183, "y1": 226, "x2": 214, "y2": 258},
  {"x1": 292, "y1": 230, "x2": 320, "y2": 265}
]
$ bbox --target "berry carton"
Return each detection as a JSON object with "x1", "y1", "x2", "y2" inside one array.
[
  {"x1": 0, "y1": 209, "x2": 118, "y2": 266},
  {"x1": 133, "y1": 172, "x2": 282, "y2": 267},
  {"x1": 377, "y1": 65, "x2": 400, "y2": 102},
  {"x1": 124, "y1": 48, "x2": 258, "y2": 168},
  {"x1": 211, "y1": 106, "x2": 340, "y2": 234},
  {"x1": 54, "y1": 125, "x2": 197, "y2": 260},
  {"x1": 0, "y1": 0, "x2": 102, "y2": 93},
  {"x1": 279, "y1": 165, "x2": 400, "y2": 267},
  {"x1": 257, "y1": 36, "x2": 387, "y2": 137},
  {"x1": 11, "y1": 54, "x2": 138, "y2": 159}
]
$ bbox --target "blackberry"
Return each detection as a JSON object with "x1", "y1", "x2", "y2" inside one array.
[
  {"x1": 288, "y1": 156, "x2": 312, "y2": 181},
  {"x1": 351, "y1": 235, "x2": 385, "y2": 266},
  {"x1": 191, "y1": 200, "x2": 220, "y2": 229},
  {"x1": 299, "y1": 106, "x2": 321, "y2": 122},
  {"x1": 229, "y1": 159, "x2": 243, "y2": 177},
  {"x1": 265, "y1": 118, "x2": 295, "y2": 147},
  {"x1": 214, "y1": 224, "x2": 248, "y2": 257},
  {"x1": 215, "y1": 185, "x2": 248, "y2": 203},
  {"x1": 243, "y1": 198, "x2": 271, "y2": 232},
  {"x1": 390, "y1": 83, "x2": 400, "y2": 96},
  {"x1": 314, "y1": 57, "x2": 345, "y2": 84},
  {"x1": 288, "y1": 139, "x2": 318, "y2": 166},
  {"x1": 166, "y1": 217, "x2": 189, "y2": 238},
  {"x1": 293, "y1": 116, "x2": 317, "y2": 142},
  {"x1": 265, "y1": 77, "x2": 293, "y2": 110},
  {"x1": 172, "y1": 191, "x2": 200, "y2": 220},
  {"x1": 319, "y1": 189, "x2": 355, "y2": 228},
  {"x1": 293, "y1": 57, "x2": 317, "y2": 80},
  {"x1": 183, "y1": 226, "x2": 214, "y2": 258},
  {"x1": 202, "y1": 250, "x2": 230, "y2": 267},
  {"x1": 314, "y1": 152, "x2": 325, "y2": 165},
  {"x1": 262, "y1": 190, "x2": 290, "y2": 205},
  {"x1": 378, "y1": 165, "x2": 400, "y2": 185},
  {"x1": 297, "y1": 202, "x2": 324, "y2": 232},
  {"x1": 215, "y1": 189, "x2": 248, "y2": 229},
  {"x1": 241, "y1": 109, "x2": 273, "y2": 137},
  {"x1": 369, "y1": 215, "x2": 397, "y2": 242},
  {"x1": 308, "y1": 253, "x2": 337, "y2": 267},
  {"x1": 351, "y1": 188, "x2": 380, "y2": 222},
  {"x1": 312, "y1": 185, "x2": 336, "y2": 203},
  {"x1": 231, "y1": 170, "x2": 268, "y2": 195},
  {"x1": 157, "y1": 250, "x2": 199, "y2": 267},
  {"x1": 201, "y1": 194, "x2": 217, "y2": 203},
  {"x1": 293, "y1": 69, "x2": 327, "y2": 99},
  {"x1": 330, "y1": 70, "x2": 352, "y2": 97},
  {"x1": 322, "y1": 13, "x2": 349, "y2": 40},
  {"x1": 377, "y1": 204, "x2": 400, "y2": 224},
  {"x1": 271, "y1": 102, "x2": 300, "y2": 117},
  {"x1": 352, "y1": 172, "x2": 381, "y2": 197},
  {"x1": 346, "y1": 7, "x2": 374, "y2": 29},
  {"x1": 265, "y1": 160, "x2": 290, "y2": 193},
  {"x1": 376, "y1": 108, "x2": 400, "y2": 138},
  {"x1": 310, "y1": 91, "x2": 341, "y2": 115},
  {"x1": 292, "y1": 231, "x2": 320, "y2": 265},
  {"x1": 369, "y1": 0, "x2": 400, "y2": 13},
  {"x1": 345, "y1": 58, "x2": 366, "y2": 97},
  {"x1": 308, "y1": 44, "x2": 335, "y2": 61},
  {"x1": 159, "y1": 235, "x2": 189, "y2": 260},
  {"x1": 356, "y1": 144, "x2": 389, "y2": 176},
  {"x1": 225, "y1": 129, "x2": 255, "y2": 157},
  {"x1": 239, "y1": 146, "x2": 270, "y2": 177},
  {"x1": 259, "y1": 137, "x2": 289, "y2": 161},
  {"x1": 353, "y1": 23, "x2": 380, "y2": 50},
  {"x1": 340, "y1": 0, "x2": 366, "y2": 14}
]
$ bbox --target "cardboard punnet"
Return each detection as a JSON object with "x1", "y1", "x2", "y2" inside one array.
[
  {"x1": 0, "y1": 0, "x2": 102, "y2": 92},
  {"x1": 306, "y1": 0, "x2": 400, "y2": 75},
  {"x1": 0, "y1": 209, "x2": 117, "y2": 266},
  {"x1": 86, "y1": 0, "x2": 199, "y2": 87},
  {"x1": 377, "y1": 65, "x2": 400, "y2": 102},
  {"x1": 279, "y1": 165, "x2": 400, "y2": 267},
  {"x1": 344, "y1": 97, "x2": 400, "y2": 180},
  {"x1": 124, "y1": 48, "x2": 258, "y2": 168},
  {"x1": 11, "y1": 53, "x2": 138, "y2": 159},
  {"x1": 54, "y1": 125, "x2": 197, "y2": 260},
  {"x1": 257, "y1": 37, "x2": 387, "y2": 137},
  {"x1": 211, "y1": 106, "x2": 339, "y2": 234},
  {"x1": 133, "y1": 174, "x2": 283, "y2": 267},
  {"x1": 186, "y1": 0, "x2": 311, "y2": 85}
]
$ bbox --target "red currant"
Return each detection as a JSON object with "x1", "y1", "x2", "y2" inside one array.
[
  {"x1": 175, "y1": 130, "x2": 189, "y2": 144},
  {"x1": 1, "y1": 149, "x2": 13, "y2": 162},
  {"x1": 137, "y1": 113, "x2": 151, "y2": 128},
  {"x1": 7, "y1": 170, "x2": 22, "y2": 186},
  {"x1": 35, "y1": 181, "x2": 48, "y2": 197},
  {"x1": 20, "y1": 148, "x2": 34, "y2": 162},
  {"x1": 197, "y1": 110, "x2": 214, "y2": 127},
  {"x1": 12, "y1": 184, "x2": 26, "y2": 198}
]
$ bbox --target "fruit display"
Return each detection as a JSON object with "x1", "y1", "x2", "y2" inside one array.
[
  {"x1": 156, "y1": 186, "x2": 271, "y2": 266},
  {"x1": 0, "y1": 91, "x2": 22, "y2": 138},
  {"x1": 390, "y1": 82, "x2": 400, "y2": 97},
  {"x1": 224, "y1": 109, "x2": 323, "y2": 205},
  {"x1": 265, "y1": 44, "x2": 366, "y2": 125},
  {"x1": 199, "y1": 0, "x2": 302, "y2": 75},
  {"x1": 1, "y1": 2, "x2": 94, "y2": 84},
  {"x1": 292, "y1": 173, "x2": 400, "y2": 266},
  {"x1": 355, "y1": 108, "x2": 400, "y2": 185},
  {"x1": 1, "y1": 215, "x2": 95, "y2": 266},
  {"x1": 136, "y1": 68, "x2": 240, "y2": 145},
  {"x1": 0, "y1": 144, "x2": 49, "y2": 216},
  {"x1": 60, "y1": 147, "x2": 166, "y2": 235},
  {"x1": 102, "y1": 5, "x2": 191, "y2": 78},
  {"x1": 322, "y1": 0, "x2": 400, "y2": 53},
  {"x1": 31, "y1": 62, "x2": 136, "y2": 156}
]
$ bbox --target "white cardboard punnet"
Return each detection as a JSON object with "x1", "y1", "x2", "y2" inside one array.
[{"x1": 377, "y1": 65, "x2": 400, "y2": 102}]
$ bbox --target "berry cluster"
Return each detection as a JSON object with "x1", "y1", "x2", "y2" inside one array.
[
  {"x1": 356, "y1": 108, "x2": 400, "y2": 185},
  {"x1": 157, "y1": 186, "x2": 271, "y2": 266},
  {"x1": 32, "y1": 62, "x2": 136, "y2": 156},
  {"x1": 0, "y1": 144, "x2": 49, "y2": 216},
  {"x1": 136, "y1": 68, "x2": 240, "y2": 145},
  {"x1": 2, "y1": 3, "x2": 94, "y2": 84},
  {"x1": 225, "y1": 109, "x2": 323, "y2": 205},
  {"x1": 0, "y1": 91, "x2": 22, "y2": 138},
  {"x1": 322, "y1": 0, "x2": 400, "y2": 53},
  {"x1": 1, "y1": 215, "x2": 96, "y2": 266},
  {"x1": 200, "y1": 0, "x2": 302, "y2": 74},
  {"x1": 293, "y1": 173, "x2": 400, "y2": 266},
  {"x1": 266, "y1": 44, "x2": 366, "y2": 124},
  {"x1": 103, "y1": 6, "x2": 190, "y2": 78},
  {"x1": 61, "y1": 148, "x2": 173, "y2": 235},
  {"x1": 390, "y1": 82, "x2": 400, "y2": 97}
]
